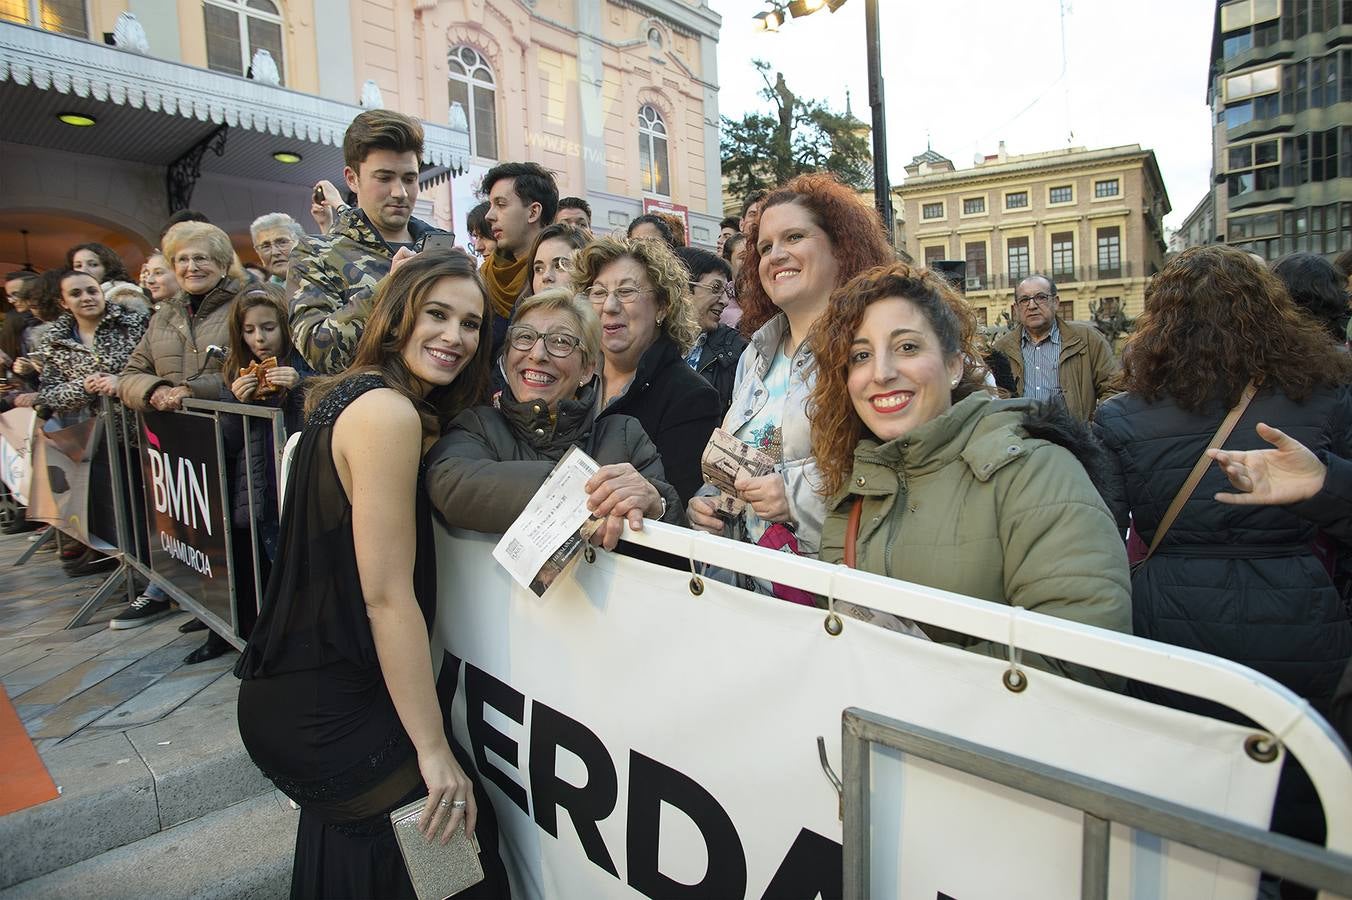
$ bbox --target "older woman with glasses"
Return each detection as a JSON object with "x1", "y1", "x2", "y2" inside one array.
[
  {"x1": 571, "y1": 237, "x2": 720, "y2": 504},
  {"x1": 427, "y1": 287, "x2": 683, "y2": 548}
]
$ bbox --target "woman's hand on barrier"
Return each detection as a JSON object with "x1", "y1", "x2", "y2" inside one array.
[
  {"x1": 416, "y1": 742, "x2": 477, "y2": 844},
  {"x1": 265, "y1": 366, "x2": 299, "y2": 391},
  {"x1": 12, "y1": 392, "x2": 36, "y2": 408},
  {"x1": 1208, "y1": 422, "x2": 1327, "y2": 506},
  {"x1": 150, "y1": 384, "x2": 191, "y2": 411},
  {"x1": 687, "y1": 496, "x2": 725, "y2": 534},
  {"x1": 734, "y1": 471, "x2": 792, "y2": 523},
  {"x1": 585, "y1": 463, "x2": 662, "y2": 532},
  {"x1": 84, "y1": 374, "x2": 119, "y2": 396},
  {"x1": 231, "y1": 373, "x2": 259, "y2": 402}
]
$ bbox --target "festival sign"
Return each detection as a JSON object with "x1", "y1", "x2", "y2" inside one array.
[
  {"x1": 433, "y1": 525, "x2": 1285, "y2": 900},
  {"x1": 139, "y1": 411, "x2": 231, "y2": 625}
]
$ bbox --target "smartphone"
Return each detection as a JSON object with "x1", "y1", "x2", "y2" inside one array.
[
  {"x1": 313, "y1": 185, "x2": 325, "y2": 204},
  {"x1": 419, "y1": 233, "x2": 458, "y2": 254}
]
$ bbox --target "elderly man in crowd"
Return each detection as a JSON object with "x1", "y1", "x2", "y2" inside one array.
[
  {"x1": 993, "y1": 274, "x2": 1118, "y2": 422},
  {"x1": 250, "y1": 213, "x2": 304, "y2": 284}
]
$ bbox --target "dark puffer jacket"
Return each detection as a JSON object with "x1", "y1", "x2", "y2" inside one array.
[
  {"x1": 598, "y1": 334, "x2": 720, "y2": 505},
  {"x1": 425, "y1": 378, "x2": 684, "y2": 534},
  {"x1": 220, "y1": 349, "x2": 314, "y2": 531},
  {"x1": 1092, "y1": 385, "x2": 1352, "y2": 718},
  {"x1": 693, "y1": 324, "x2": 748, "y2": 419}
]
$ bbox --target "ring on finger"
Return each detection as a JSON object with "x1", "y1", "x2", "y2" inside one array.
[
  {"x1": 451, "y1": 799, "x2": 467, "y2": 809},
  {"x1": 438, "y1": 798, "x2": 450, "y2": 808}
]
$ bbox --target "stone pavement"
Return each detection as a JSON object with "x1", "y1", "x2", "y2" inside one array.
[{"x1": 0, "y1": 528, "x2": 296, "y2": 897}]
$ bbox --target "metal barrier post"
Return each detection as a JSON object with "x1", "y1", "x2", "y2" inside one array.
[
  {"x1": 840, "y1": 708, "x2": 1352, "y2": 899},
  {"x1": 12, "y1": 526, "x2": 54, "y2": 566},
  {"x1": 841, "y1": 716, "x2": 871, "y2": 899}
]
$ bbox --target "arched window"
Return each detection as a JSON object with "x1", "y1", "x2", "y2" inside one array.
[
  {"x1": 203, "y1": 0, "x2": 285, "y2": 84},
  {"x1": 448, "y1": 46, "x2": 498, "y2": 161},
  {"x1": 638, "y1": 105, "x2": 669, "y2": 197}
]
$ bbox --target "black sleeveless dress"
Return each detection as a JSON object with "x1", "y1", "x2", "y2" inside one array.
[{"x1": 235, "y1": 374, "x2": 508, "y2": 899}]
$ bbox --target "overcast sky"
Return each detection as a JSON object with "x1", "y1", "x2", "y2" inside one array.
[{"x1": 709, "y1": 0, "x2": 1217, "y2": 230}]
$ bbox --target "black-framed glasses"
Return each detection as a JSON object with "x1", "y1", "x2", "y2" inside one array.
[
  {"x1": 690, "y1": 279, "x2": 727, "y2": 295},
  {"x1": 507, "y1": 325, "x2": 582, "y2": 358},
  {"x1": 1014, "y1": 292, "x2": 1053, "y2": 307}
]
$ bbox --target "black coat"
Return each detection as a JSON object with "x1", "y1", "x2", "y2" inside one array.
[
  {"x1": 221, "y1": 349, "x2": 313, "y2": 530},
  {"x1": 1092, "y1": 384, "x2": 1352, "y2": 718},
  {"x1": 599, "y1": 334, "x2": 720, "y2": 505},
  {"x1": 693, "y1": 325, "x2": 748, "y2": 419}
]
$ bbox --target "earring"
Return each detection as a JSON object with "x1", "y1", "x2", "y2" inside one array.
[{"x1": 951, "y1": 376, "x2": 960, "y2": 387}]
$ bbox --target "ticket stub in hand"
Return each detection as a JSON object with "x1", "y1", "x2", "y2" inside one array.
[{"x1": 700, "y1": 428, "x2": 776, "y2": 518}]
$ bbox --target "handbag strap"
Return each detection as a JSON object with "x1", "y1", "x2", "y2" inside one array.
[
  {"x1": 844, "y1": 496, "x2": 864, "y2": 568},
  {"x1": 1140, "y1": 380, "x2": 1258, "y2": 565}
]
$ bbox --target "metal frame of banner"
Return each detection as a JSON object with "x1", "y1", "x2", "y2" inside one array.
[
  {"x1": 840, "y1": 707, "x2": 1352, "y2": 899},
  {"x1": 61, "y1": 397, "x2": 287, "y2": 652},
  {"x1": 616, "y1": 522, "x2": 1352, "y2": 859}
]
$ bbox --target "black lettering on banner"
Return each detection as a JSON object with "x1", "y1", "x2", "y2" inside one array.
[
  {"x1": 465, "y1": 663, "x2": 530, "y2": 814},
  {"x1": 627, "y1": 751, "x2": 747, "y2": 898},
  {"x1": 938, "y1": 894, "x2": 958, "y2": 900},
  {"x1": 760, "y1": 829, "x2": 843, "y2": 900},
  {"x1": 529, "y1": 700, "x2": 620, "y2": 877}
]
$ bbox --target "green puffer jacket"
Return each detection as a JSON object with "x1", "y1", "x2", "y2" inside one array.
[
  {"x1": 286, "y1": 207, "x2": 443, "y2": 375},
  {"x1": 819, "y1": 392, "x2": 1131, "y2": 690}
]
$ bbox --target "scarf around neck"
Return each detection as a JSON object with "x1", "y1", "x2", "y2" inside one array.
[{"x1": 481, "y1": 251, "x2": 530, "y2": 320}]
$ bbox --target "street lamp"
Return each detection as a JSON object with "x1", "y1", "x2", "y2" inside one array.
[{"x1": 751, "y1": 0, "x2": 894, "y2": 242}]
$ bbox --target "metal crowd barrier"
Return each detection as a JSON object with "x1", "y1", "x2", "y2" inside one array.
[
  {"x1": 840, "y1": 707, "x2": 1352, "y2": 899},
  {"x1": 59, "y1": 396, "x2": 288, "y2": 650}
]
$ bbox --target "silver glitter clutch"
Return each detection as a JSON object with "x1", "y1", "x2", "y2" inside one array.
[{"x1": 389, "y1": 797, "x2": 485, "y2": 900}]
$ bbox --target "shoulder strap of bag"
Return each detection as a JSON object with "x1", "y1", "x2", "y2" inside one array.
[
  {"x1": 844, "y1": 496, "x2": 864, "y2": 569},
  {"x1": 1140, "y1": 380, "x2": 1258, "y2": 565}
]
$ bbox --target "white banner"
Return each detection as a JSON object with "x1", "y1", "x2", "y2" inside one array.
[
  {"x1": 433, "y1": 526, "x2": 1283, "y2": 900},
  {"x1": 0, "y1": 407, "x2": 36, "y2": 505}
]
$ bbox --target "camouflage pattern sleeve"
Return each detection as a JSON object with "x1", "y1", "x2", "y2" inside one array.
[{"x1": 287, "y1": 243, "x2": 354, "y2": 375}]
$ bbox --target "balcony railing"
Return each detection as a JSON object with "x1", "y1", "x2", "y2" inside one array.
[{"x1": 962, "y1": 262, "x2": 1136, "y2": 293}]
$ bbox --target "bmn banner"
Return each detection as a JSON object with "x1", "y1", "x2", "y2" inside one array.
[{"x1": 139, "y1": 411, "x2": 231, "y2": 625}]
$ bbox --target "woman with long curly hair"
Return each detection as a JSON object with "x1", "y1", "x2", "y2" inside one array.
[
  {"x1": 809, "y1": 262, "x2": 1129, "y2": 685},
  {"x1": 571, "y1": 235, "x2": 719, "y2": 504},
  {"x1": 686, "y1": 172, "x2": 892, "y2": 574},
  {"x1": 1093, "y1": 245, "x2": 1352, "y2": 852}
]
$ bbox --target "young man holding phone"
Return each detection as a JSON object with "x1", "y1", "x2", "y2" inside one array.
[{"x1": 287, "y1": 109, "x2": 450, "y2": 374}]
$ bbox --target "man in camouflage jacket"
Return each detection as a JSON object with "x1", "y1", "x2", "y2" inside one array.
[{"x1": 286, "y1": 204, "x2": 443, "y2": 375}]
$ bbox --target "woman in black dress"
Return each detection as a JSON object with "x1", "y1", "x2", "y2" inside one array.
[{"x1": 235, "y1": 252, "x2": 508, "y2": 898}]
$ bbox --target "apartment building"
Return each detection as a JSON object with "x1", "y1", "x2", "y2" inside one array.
[
  {"x1": 897, "y1": 143, "x2": 1171, "y2": 326},
  {"x1": 1192, "y1": 0, "x2": 1352, "y2": 259}
]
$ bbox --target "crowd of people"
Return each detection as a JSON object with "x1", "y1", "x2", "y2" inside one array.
[{"x1": 4, "y1": 105, "x2": 1352, "y2": 898}]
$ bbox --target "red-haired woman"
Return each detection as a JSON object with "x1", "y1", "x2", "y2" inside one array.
[
  {"x1": 1093, "y1": 245, "x2": 1352, "y2": 855},
  {"x1": 686, "y1": 173, "x2": 892, "y2": 576},
  {"x1": 809, "y1": 263, "x2": 1129, "y2": 686}
]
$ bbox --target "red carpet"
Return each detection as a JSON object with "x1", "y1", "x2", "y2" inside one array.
[{"x1": 0, "y1": 685, "x2": 59, "y2": 815}]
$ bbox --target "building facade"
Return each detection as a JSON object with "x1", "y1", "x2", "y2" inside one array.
[
  {"x1": 0, "y1": 0, "x2": 723, "y2": 273},
  {"x1": 897, "y1": 143, "x2": 1171, "y2": 327},
  {"x1": 1198, "y1": 0, "x2": 1352, "y2": 259}
]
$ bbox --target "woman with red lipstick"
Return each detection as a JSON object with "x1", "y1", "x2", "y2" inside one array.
[
  {"x1": 809, "y1": 263, "x2": 1130, "y2": 689},
  {"x1": 686, "y1": 173, "x2": 892, "y2": 574},
  {"x1": 426, "y1": 287, "x2": 684, "y2": 548},
  {"x1": 236, "y1": 252, "x2": 509, "y2": 898}
]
